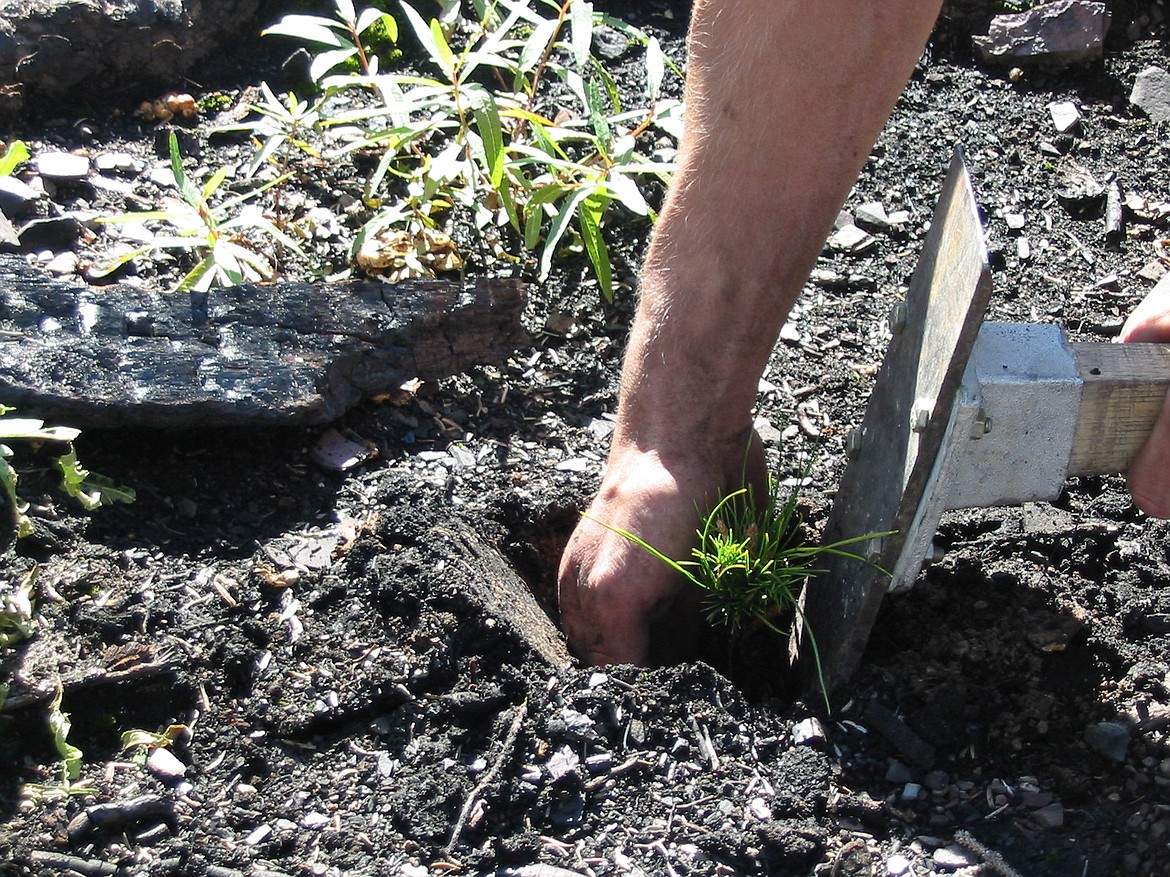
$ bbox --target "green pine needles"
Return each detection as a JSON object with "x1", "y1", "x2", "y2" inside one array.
[{"x1": 590, "y1": 468, "x2": 888, "y2": 710}]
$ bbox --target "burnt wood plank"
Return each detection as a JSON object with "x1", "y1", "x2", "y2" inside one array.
[{"x1": 0, "y1": 256, "x2": 528, "y2": 427}]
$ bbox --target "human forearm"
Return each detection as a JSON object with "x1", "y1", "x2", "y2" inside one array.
[{"x1": 615, "y1": 0, "x2": 943, "y2": 450}]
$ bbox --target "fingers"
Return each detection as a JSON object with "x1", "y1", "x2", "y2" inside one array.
[
  {"x1": 1120, "y1": 275, "x2": 1170, "y2": 517},
  {"x1": 1120, "y1": 273, "x2": 1170, "y2": 343},
  {"x1": 557, "y1": 523, "x2": 652, "y2": 666},
  {"x1": 1127, "y1": 384, "x2": 1170, "y2": 518}
]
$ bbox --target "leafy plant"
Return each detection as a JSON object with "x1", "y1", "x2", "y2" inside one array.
[
  {"x1": 21, "y1": 684, "x2": 96, "y2": 801},
  {"x1": 0, "y1": 140, "x2": 29, "y2": 177},
  {"x1": 95, "y1": 132, "x2": 304, "y2": 291},
  {"x1": 0, "y1": 566, "x2": 37, "y2": 648},
  {"x1": 589, "y1": 469, "x2": 887, "y2": 710},
  {"x1": 252, "y1": 0, "x2": 681, "y2": 298},
  {"x1": 0, "y1": 406, "x2": 134, "y2": 539},
  {"x1": 263, "y1": 0, "x2": 399, "y2": 81},
  {"x1": 225, "y1": 82, "x2": 326, "y2": 179}
]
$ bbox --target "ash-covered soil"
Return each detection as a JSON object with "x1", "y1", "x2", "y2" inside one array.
[{"x1": 3, "y1": 3, "x2": 1170, "y2": 876}]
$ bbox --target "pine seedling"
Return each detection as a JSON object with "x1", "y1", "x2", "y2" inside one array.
[{"x1": 589, "y1": 469, "x2": 889, "y2": 711}]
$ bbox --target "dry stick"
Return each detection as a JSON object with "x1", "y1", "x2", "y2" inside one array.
[
  {"x1": 955, "y1": 830, "x2": 1030, "y2": 877},
  {"x1": 445, "y1": 701, "x2": 528, "y2": 852},
  {"x1": 26, "y1": 852, "x2": 117, "y2": 876}
]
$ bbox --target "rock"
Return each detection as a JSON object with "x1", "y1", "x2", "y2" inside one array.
[
  {"x1": 1084, "y1": 721, "x2": 1130, "y2": 762},
  {"x1": 17, "y1": 216, "x2": 80, "y2": 251},
  {"x1": 43, "y1": 251, "x2": 78, "y2": 276},
  {"x1": 34, "y1": 151, "x2": 89, "y2": 181},
  {"x1": 94, "y1": 152, "x2": 145, "y2": 176},
  {"x1": 884, "y1": 760, "x2": 914, "y2": 784},
  {"x1": 0, "y1": 211, "x2": 16, "y2": 251},
  {"x1": 1130, "y1": 66, "x2": 1170, "y2": 123},
  {"x1": 886, "y1": 853, "x2": 912, "y2": 876},
  {"x1": 145, "y1": 746, "x2": 186, "y2": 782},
  {"x1": 932, "y1": 845, "x2": 977, "y2": 871},
  {"x1": 974, "y1": 1, "x2": 1110, "y2": 66},
  {"x1": 0, "y1": 256, "x2": 529, "y2": 428},
  {"x1": 1031, "y1": 802, "x2": 1065, "y2": 829},
  {"x1": 0, "y1": 0, "x2": 262, "y2": 109},
  {"x1": 829, "y1": 223, "x2": 876, "y2": 254},
  {"x1": 792, "y1": 717, "x2": 826, "y2": 746},
  {"x1": 1048, "y1": 100, "x2": 1081, "y2": 133},
  {"x1": 0, "y1": 176, "x2": 41, "y2": 218},
  {"x1": 854, "y1": 201, "x2": 892, "y2": 231},
  {"x1": 1056, "y1": 161, "x2": 1106, "y2": 211}
]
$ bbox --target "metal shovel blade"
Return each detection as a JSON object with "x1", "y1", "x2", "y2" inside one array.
[{"x1": 792, "y1": 148, "x2": 993, "y2": 696}]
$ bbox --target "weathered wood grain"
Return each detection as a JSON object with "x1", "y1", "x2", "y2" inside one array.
[{"x1": 0, "y1": 256, "x2": 528, "y2": 427}]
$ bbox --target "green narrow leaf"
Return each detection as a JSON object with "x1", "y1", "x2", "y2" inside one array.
[
  {"x1": 357, "y1": 9, "x2": 397, "y2": 41},
  {"x1": 336, "y1": 0, "x2": 358, "y2": 28},
  {"x1": 472, "y1": 96, "x2": 506, "y2": 189},
  {"x1": 587, "y1": 56, "x2": 621, "y2": 116},
  {"x1": 200, "y1": 166, "x2": 231, "y2": 203},
  {"x1": 518, "y1": 17, "x2": 559, "y2": 74},
  {"x1": 310, "y1": 46, "x2": 360, "y2": 82},
  {"x1": 538, "y1": 185, "x2": 590, "y2": 279},
  {"x1": 429, "y1": 19, "x2": 457, "y2": 77},
  {"x1": 0, "y1": 454, "x2": 31, "y2": 538},
  {"x1": 568, "y1": 0, "x2": 593, "y2": 69},
  {"x1": 47, "y1": 685, "x2": 83, "y2": 783},
  {"x1": 175, "y1": 255, "x2": 218, "y2": 293},
  {"x1": 523, "y1": 182, "x2": 566, "y2": 249},
  {"x1": 604, "y1": 171, "x2": 648, "y2": 216},
  {"x1": 262, "y1": 16, "x2": 350, "y2": 49},
  {"x1": 645, "y1": 35, "x2": 665, "y2": 102},
  {"x1": 167, "y1": 133, "x2": 201, "y2": 209},
  {"x1": 578, "y1": 189, "x2": 613, "y2": 301},
  {"x1": 400, "y1": 3, "x2": 455, "y2": 79},
  {"x1": 584, "y1": 76, "x2": 611, "y2": 152}
]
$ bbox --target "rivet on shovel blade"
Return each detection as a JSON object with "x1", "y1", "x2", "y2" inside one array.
[
  {"x1": 969, "y1": 409, "x2": 993, "y2": 440},
  {"x1": 910, "y1": 406, "x2": 931, "y2": 433},
  {"x1": 865, "y1": 536, "x2": 885, "y2": 565}
]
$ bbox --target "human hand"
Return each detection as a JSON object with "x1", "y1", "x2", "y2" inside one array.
[
  {"x1": 1119, "y1": 273, "x2": 1170, "y2": 517},
  {"x1": 557, "y1": 433, "x2": 765, "y2": 665}
]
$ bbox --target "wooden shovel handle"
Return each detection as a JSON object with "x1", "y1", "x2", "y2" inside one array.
[{"x1": 1068, "y1": 342, "x2": 1170, "y2": 477}]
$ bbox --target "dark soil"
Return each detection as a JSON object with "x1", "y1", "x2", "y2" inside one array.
[{"x1": 3, "y1": 3, "x2": 1170, "y2": 876}]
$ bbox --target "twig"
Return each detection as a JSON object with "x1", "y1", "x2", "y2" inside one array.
[
  {"x1": 26, "y1": 852, "x2": 117, "y2": 876},
  {"x1": 955, "y1": 830, "x2": 1029, "y2": 877},
  {"x1": 2, "y1": 660, "x2": 180, "y2": 713},
  {"x1": 446, "y1": 701, "x2": 527, "y2": 851}
]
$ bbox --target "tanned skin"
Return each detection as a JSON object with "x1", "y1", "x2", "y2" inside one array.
[{"x1": 558, "y1": 0, "x2": 1170, "y2": 665}]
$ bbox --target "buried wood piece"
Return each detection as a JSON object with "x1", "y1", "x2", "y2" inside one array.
[
  {"x1": 0, "y1": 255, "x2": 528, "y2": 428},
  {"x1": 794, "y1": 151, "x2": 1170, "y2": 698}
]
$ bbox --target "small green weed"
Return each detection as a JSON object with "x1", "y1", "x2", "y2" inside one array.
[
  {"x1": 0, "y1": 140, "x2": 29, "y2": 177},
  {"x1": 0, "y1": 566, "x2": 37, "y2": 648},
  {"x1": 21, "y1": 684, "x2": 96, "y2": 801},
  {"x1": 95, "y1": 132, "x2": 305, "y2": 291},
  {"x1": 0, "y1": 406, "x2": 134, "y2": 539},
  {"x1": 590, "y1": 469, "x2": 887, "y2": 711}
]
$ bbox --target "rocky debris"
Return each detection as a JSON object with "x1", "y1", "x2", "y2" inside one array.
[
  {"x1": 974, "y1": 0, "x2": 1110, "y2": 66},
  {"x1": 1085, "y1": 720, "x2": 1131, "y2": 762},
  {"x1": 0, "y1": 0, "x2": 262, "y2": 110},
  {"x1": 1048, "y1": 100, "x2": 1081, "y2": 134},
  {"x1": 1130, "y1": 66, "x2": 1170, "y2": 123},
  {"x1": 0, "y1": 255, "x2": 528, "y2": 427}
]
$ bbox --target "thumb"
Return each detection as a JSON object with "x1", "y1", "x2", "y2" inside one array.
[
  {"x1": 1127, "y1": 384, "x2": 1170, "y2": 518},
  {"x1": 1120, "y1": 273, "x2": 1170, "y2": 343}
]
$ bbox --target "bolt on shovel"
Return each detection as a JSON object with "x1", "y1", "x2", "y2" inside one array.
[{"x1": 793, "y1": 148, "x2": 1170, "y2": 698}]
